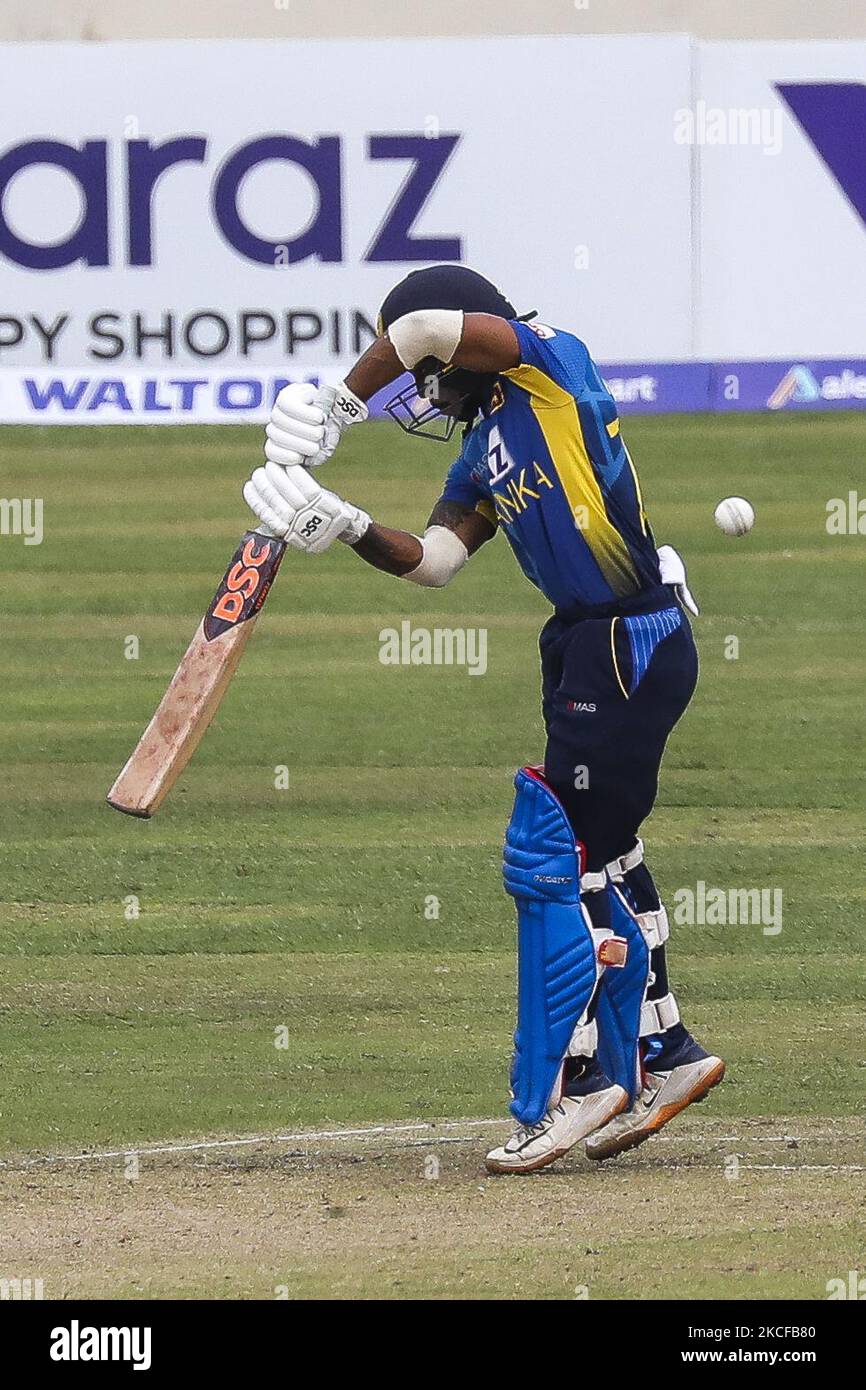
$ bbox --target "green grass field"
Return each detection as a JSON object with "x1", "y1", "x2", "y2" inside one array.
[{"x1": 1, "y1": 414, "x2": 864, "y2": 1300}]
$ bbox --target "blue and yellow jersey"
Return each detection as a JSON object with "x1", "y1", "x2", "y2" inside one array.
[{"x1": 441, "y1": 320, "x2": 661, "y2": 610}]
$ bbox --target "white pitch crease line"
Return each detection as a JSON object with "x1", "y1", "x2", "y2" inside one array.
[
  {"x1": 638, "y1": 1162, "x2": 866, "y2": 1174},
  {"x1": 652, "y1": 1131, "x2": 857, "y2": 1144},
  {"x1": 738, "y1": 1163, "x2": 866, "y2": 1173},
  {"x1": 2, "y1": 1120, "x2": 860, "y2": 1170},
  {"x1": 1, "y1": 1117, "x2": 508, "y2": 1168}
]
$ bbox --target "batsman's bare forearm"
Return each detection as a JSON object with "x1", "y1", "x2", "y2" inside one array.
[
  {"x1": 348, "y1": 498, "x2": 494, "y2": 578},
  {"x1": 351, "y1": 522, "x2": 423, "y2": 576},
  {"x1": 345, "y1": 336, "x2": 404, "y2": 402}
]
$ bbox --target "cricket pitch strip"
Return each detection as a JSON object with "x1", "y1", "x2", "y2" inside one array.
[{"x1": 1, "y1": 1116, "x2": 863, "y2": 1301}]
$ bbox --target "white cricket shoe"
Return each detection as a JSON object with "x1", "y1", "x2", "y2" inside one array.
[
  {"x1": 485, "y1": 1084, "x2": 628, "y2": 1175},
  {"x1": 584, "y1": 1054, "x2": 726, "y2": 1161}
]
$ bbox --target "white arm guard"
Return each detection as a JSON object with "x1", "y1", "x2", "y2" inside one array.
[
  {"x1": 403, "y1": 525, "x2": 469, "y2": 588},
  {"x1": 387, "y1": 308, "x2": 464, "y2": 369}
]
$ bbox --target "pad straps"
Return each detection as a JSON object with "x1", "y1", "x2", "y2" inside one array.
[{"x1": 640, "y1": 992, "x2": 681, "y2": 1036}]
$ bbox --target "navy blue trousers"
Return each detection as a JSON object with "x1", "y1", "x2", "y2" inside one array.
[{"x1": 540, "y1": 585, "x2": 698, "y2": 873}]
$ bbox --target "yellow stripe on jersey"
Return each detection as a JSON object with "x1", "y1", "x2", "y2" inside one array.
[
  {"x1": 610, "y1": 618, "x2": 630, "y2": 699},
  {"x1": 606, "y1": 418, "x2": 620, "y2": 438},
  {"x1": 502, "y1": 364, "x2": 571, "y2": 409},
  {"x1": 503, "y1": 366, "x2": 639, "y2": 596}
]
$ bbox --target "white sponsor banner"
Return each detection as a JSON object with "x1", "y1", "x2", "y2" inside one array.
[
  {"x1": 696, "y1": 41, "x2": 866, "y2": 358},
  {"x1": 0, "y1": 368, "x2": 322, "y2": 424},
  {"x1": 4, "y1": 35, "x2": 864, "y2": 423},
  {"x1": 0, "y1": 33, "x2": 694, "y2": 425}
]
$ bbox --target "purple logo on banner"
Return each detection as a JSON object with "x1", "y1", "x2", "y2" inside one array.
[
  {"x1": 711, "y1": 361, "x2": 866, "y2": 412},
  {"x1": 776, "y1": 83, "x2": 866, "y2": 233},
  {"x1": 0, "y1": 134, "x2": 464, "y2": 269}
]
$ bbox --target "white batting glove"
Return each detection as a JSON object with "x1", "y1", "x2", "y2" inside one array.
[
  {"x1": 305, "y1": 382, "x2": 369, "y2": 467},
  {"x1": 244, "y1": 461, "x2": 371, "y2": 554},
  {"x1": 264, "y1": 383, "x2": 328, "y2": 467},
  {"x1": 657, "y1": 543, "x2": 700, "y2": 616}
]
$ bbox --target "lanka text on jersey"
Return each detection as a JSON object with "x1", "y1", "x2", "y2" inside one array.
[{"x1": 442, "y1": 320, "x2": 661, "y2": 609}]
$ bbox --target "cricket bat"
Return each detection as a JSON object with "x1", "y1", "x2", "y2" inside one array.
[{"x1": 107, "y1": 529, "x2": 286, "y2": 817}]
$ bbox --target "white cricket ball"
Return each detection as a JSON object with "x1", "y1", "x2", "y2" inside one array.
[{"x1": 714, "y1": 496, "x2": 755, "y2": 536}]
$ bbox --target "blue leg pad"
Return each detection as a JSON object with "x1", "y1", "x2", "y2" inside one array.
[
  {"x1": 504, "y1": 768, "x2": 598, "y2": 1126},
  {"x1": 594, "y1": 885, "x2": 650, "y2": 1104}
]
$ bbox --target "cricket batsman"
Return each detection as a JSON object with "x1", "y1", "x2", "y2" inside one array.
[{"x1": 243, "y1": 265, "x2": 725, "y2": 1174}]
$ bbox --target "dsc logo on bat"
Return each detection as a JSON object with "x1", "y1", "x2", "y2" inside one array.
[
  {"x1": 204, "y1": 532, "x2": 286, "y2": 640},
  {"x1": 213, "y1": 537, "x2": 271, "y2": 623}
]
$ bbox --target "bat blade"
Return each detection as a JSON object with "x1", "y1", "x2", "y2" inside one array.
[{"x1": 107, "y1": 529, "x2": 286, "y2": 818}]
